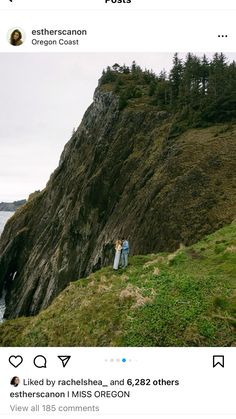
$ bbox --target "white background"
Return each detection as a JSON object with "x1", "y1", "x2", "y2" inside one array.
[
  {"x1": 1, "y1": 0, "x2": 236, "y2": 11},
  {"x1": 0, "y1": 2, "x2": 235, "y2": 418},
  {"x1": 0, "y1": 10, "x2": 235, "y2": 52},
  {"x1": 0, "y1": 348, "x2": 235, "y2": 417}
]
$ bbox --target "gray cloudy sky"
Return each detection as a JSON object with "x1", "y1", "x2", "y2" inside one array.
[{"x1": 0, "y1": 52, "x2": 235, "y2": 202}]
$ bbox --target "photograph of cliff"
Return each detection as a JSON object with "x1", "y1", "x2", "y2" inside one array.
[{"x1": 0, "y1": 52, "x2": 236, "y2": 346}]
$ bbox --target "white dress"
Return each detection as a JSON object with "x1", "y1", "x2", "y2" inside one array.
[{"x1": 113, "y1": 245, "x2": 122, "y2": 270}]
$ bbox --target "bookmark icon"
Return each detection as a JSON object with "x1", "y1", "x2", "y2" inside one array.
[{"x1": 213, "y1": 355, "x2": 224, "y2": 368}]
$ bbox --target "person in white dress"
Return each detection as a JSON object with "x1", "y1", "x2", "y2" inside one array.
[{"x1": 113, "y1": 240, "x2": 122, "y2": 270}]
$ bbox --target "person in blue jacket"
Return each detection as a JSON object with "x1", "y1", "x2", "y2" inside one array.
[{"x1": 121, "y1": 237, "x2": 129, "y2": 268}]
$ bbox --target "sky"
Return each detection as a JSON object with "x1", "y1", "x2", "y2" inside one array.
[{"x1": 0, "y1": 52, "x2": 235, "y2": 202}]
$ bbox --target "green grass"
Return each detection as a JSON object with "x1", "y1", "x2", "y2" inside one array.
[{"x1": 1, "y1": 221, "x2": 236, "y2": 347}]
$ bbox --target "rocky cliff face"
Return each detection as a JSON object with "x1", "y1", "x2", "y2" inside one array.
[{"x1": 0, "y1": 81, "x2": 236, "y2": 320}]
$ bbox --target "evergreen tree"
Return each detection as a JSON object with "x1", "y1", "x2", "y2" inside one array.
[
  {"x1": 98, "y1": 54, "x2": 236, "y2": 124},
  {"x1": 201, "y1": 54, "x2": 209, "y2": 95},
  {"x1": 169, "y1": 53, "x2": 183, "y2": 104}
]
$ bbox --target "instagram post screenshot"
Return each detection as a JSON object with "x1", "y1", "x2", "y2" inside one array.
[{"x1": 0, "y1": 0, "x2": 235, "y2": 417}]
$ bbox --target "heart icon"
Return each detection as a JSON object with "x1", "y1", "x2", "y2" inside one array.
[{"x1": 9, "y1": 355, "x2": 23, "y2": 368}]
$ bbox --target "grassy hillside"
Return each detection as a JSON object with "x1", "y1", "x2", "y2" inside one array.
[{"x1": 1, "y1": 221, "x2": 236, "y2": 347}]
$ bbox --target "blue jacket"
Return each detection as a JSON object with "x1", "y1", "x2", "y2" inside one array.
[{"x1": 122, "y1": 240, "x2": 129, "y2": 252}]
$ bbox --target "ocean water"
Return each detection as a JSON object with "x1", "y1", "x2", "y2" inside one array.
[
  {"x1": 0, "y1": 290, "x2": 6, "y2": 324},
  {"x1": 0, "y1": 211, "x2": 14, "y2": 322},
  {"x1": 0, "y1": 211, "x2": 13, "y2": 235}
]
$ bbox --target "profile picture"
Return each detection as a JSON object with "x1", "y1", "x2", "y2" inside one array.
[
  {"x1": 10, "y1": 376, "x2": 20, "y2": 387},
  {"x1": 9, "y1": 29, "x2": 24, "y2": 46}
]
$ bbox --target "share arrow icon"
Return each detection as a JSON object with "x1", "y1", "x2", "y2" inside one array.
[{"x1": 58, "y1": 356, "x2": 71, "y2": 368}]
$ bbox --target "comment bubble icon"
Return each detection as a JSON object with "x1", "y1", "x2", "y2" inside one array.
[{"x1": 33, "y1": 355, "x2": 47, "y2": 368}]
